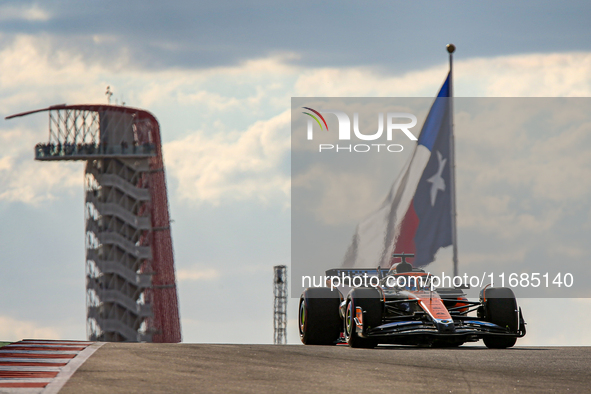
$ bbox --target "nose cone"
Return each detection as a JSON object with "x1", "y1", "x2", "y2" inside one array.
[{"x1": 436, "y1": 320, "x2": 456, "y2": 333}]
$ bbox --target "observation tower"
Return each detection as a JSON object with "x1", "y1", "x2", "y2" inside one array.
[{"x1": 6, "y1": 104, "x2": 182, "y2": 343}]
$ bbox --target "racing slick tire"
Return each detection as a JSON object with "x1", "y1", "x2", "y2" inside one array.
[
  {"x1": 480, "y1": 287, "x2": 518, "y2": 349},
  {"x1": 299, "y1": 287, "x2": 342, "y2": 345},
  {"x1": 345, "y1": 288, "x2": 382, "y2": 349}
]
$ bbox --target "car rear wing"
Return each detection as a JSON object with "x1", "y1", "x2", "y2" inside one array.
[
  {"x1": 325, "y1": 267, "x2": 426, "y2": 278},
  {"x1": 325, "y1": 268, "x2": 389, "y2": 279}
]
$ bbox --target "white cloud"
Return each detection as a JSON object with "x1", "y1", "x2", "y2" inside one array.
[
  {"x1": 177, "y1": 268, "x2": 220, "y2": 281},
  {"x1": 294, "y1": 52, "x2": 591, "y2": 97},
  {"x1": 0, "y1": 4, "x2": 51, "y2": 22},
  {"x1": 457, "y1": 52, "x2": 591, "y2": 97},
  {"x1": 0, "y1": 160, "x2": 81, "y2": 204},
  {"x1": 0, "y1": 125, "x2": 81, "y2": 205},
  {"x1": 0, "y1": 315, "x2": 61, "y2": 342},
  {"x1": 164, "y1": 110, "x2": 291, "y2": 206},
  {"x1": 294, "y1": 65, "x2": 448, "y2": 97},
  {"x1": 176, "y1": 262, "x2": 273, "y2": 284},
  {"x1": 176, "y1": 90, "x2": 242, "y2": 111}
]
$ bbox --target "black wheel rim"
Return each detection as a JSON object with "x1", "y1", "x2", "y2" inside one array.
[{"x1": 345, "y1": 301, "x2": 353, "y2": 339}]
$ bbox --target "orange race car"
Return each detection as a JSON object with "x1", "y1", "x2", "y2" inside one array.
[{"x1": 299, "y1": 254, "x2": 526, "y2": 349}]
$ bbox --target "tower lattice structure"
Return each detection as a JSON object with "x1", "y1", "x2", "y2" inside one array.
[
  {"x1": 273, "y1": 265, "x2": 287, "y2": 345},
  {"x1": 7, "y1": 104, "x2": 182, "y2": 343}
]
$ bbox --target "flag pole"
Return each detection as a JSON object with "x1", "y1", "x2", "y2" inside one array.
[{"x1": 446, "y1": 43, "x2": 459, "y2": 277}]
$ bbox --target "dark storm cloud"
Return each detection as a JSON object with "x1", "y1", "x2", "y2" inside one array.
[{"x1": 2, "y1": 0, "x2": 591, "y2": 71}]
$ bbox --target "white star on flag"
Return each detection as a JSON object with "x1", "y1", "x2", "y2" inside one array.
[{"x1": 426, "y1": 150, "x2": 447, "y2": 206}]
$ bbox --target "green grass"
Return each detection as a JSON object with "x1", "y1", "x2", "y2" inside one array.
[{"x1": 0, "y1": 342, "x2": 10, "y2": 348}]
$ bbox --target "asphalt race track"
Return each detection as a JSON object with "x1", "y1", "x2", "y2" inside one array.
[{"x1": 55, "y1": 343, "x2": 591, "y2": 393}]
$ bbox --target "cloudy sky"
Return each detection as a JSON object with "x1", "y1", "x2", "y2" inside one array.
[{"x1": 0, "y1": 1, "x2": 590, "y2": 345}]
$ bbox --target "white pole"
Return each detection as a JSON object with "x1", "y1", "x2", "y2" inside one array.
[{"x1": 446, "y1": 43, "x2": 459, "y2": 277}]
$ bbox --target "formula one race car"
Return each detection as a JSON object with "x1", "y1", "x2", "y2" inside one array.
[{"x1": 299, "y1": 254, "x2": 526, "y2": 349}]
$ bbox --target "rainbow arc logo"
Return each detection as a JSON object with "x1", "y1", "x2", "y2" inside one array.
[{"x1": 302, "y1": 107, "x2": 328, "y2": 131}]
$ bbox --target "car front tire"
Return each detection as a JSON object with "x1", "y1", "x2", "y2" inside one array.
[{"x1": 480, "y1": 287, "x2": 518, "y2": 349}]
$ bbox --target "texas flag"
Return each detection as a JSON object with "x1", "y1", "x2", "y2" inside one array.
[{"x1": 343, "y1": 73, "x2": 453, "y2": 268}]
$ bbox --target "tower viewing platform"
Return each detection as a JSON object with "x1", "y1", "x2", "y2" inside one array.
[{"x1": 6, "y1": 104, "x2": 158, "y2": 161}]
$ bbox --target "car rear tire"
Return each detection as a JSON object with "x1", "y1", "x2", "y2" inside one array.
[
  {"x1": 480, "y1": 287, "x2": 518, "y2": 349},
  {"x1": 345, "y1": 288, "x2": 382, "y2": 348},
  {"x1": 299, "y1": 287, "x2": 342, "y2": 345}
]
